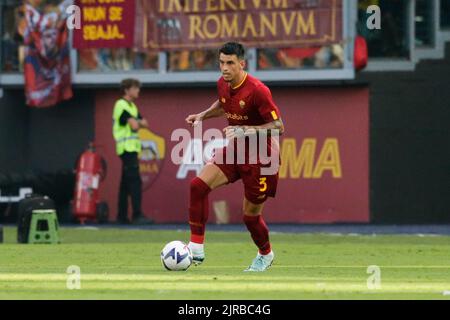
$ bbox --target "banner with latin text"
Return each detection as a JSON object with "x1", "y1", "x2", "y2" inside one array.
[
  {"x1": 134, "y1": 0, "x2": 343, "y2": 51},
  {"x1": 73, "y1": 0, "x2": 136, "y2": 49}
]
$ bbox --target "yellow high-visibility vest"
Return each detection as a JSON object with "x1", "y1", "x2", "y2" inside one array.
[{"x1": 112, "y1": 99, "x2": 142, "y2": 156}]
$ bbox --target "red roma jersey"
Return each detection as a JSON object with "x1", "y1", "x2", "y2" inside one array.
[
  {"x1": 217, "y1": 73, "x2": 281, "y2": 126},
  {"x1": 216, "y1": 73, "x2": 282, "y2": 167}
]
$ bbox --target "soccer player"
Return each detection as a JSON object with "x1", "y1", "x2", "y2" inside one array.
[{"x1": 185, "y1": 42, "x2": 285, "y2": 272}]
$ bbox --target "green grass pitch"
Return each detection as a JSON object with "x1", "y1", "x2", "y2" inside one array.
[{"x1": 0, "y1": 226, "x2": 449, "y2": 300}]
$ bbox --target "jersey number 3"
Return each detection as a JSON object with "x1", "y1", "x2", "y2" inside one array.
[{"x1": 259, "y1": 178, "x2": 268, "y2": 192}]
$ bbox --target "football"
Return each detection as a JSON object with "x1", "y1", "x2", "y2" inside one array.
[{"x1": 160, "y1": 241, "x2": 193, "y2": 271}]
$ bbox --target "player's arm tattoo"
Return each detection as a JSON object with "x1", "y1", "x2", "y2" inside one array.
[
  {"x1": 244, "y1": 118, "x2": 285, "y2": 136},
  {"x1": 200, "y1": 100, "x2": 225, "y2": 120},
  {"x1": 224, "y1": 119, "x2": 284, "y2": 140}
]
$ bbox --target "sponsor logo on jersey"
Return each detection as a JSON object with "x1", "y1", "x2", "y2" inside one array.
[{"x1": 225, "y1": 112, "x2": 249, "y2": 121}]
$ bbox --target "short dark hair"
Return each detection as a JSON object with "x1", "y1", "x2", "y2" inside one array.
[
  {"x1": 219, "y1": 42, "x2": 245, "y2": 60},
  {"x1": 121, "y1": 78, "x2": 141, "y2": 95}
]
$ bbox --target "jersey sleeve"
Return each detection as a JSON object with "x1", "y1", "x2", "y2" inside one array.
[{"x1": 254, "y1": 85, "x2": 281, "y2": 123}]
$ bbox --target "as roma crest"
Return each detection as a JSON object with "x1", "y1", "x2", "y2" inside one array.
[{"x1": 138, "y1": 129, "x2": 166, "y2": 191}]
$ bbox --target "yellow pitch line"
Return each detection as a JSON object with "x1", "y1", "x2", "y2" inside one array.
[
  {"x1": 1, "y1": 282, "x2": 450, "y2": 294},
  {"x1": 1, "y1": 273, "x2": 450, "y2": 282},
  {"x1": 2, "y1": 265, "x2": 449, "y2": 270}
]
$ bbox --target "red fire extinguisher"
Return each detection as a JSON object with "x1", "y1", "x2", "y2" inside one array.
[{"x1": 72, "y1": 143, "x2": 108, "y2": 224}]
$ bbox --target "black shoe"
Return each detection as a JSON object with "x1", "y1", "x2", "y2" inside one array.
[{"x1": 132, "y1": 216, "x2": 154, "y2": 225}]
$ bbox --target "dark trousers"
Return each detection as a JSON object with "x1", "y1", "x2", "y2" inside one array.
[{"x1": 118, "y1": 152, "x2": 142, "y2": 222}]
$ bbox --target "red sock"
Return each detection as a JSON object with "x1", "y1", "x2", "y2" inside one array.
[
  {"x1": 189, "y1": 177, "x2": 211, "y2": 244},
  {"x1": 243, "y1": 215, "x2": 272, "y2": 255}
]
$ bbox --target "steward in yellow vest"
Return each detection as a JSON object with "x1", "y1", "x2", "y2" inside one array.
[{"x1": 113, "y1": 78, "x2": 152, "y2": 225}]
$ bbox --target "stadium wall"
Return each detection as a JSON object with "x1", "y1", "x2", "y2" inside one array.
[
  {"x1": 94, "y1": 87, "x2": 370, "y2": 224},
  {"x1": 0, "y1": 89, "x2": 94, "y2": 223},
  {"x1": 27, "y1": 91, "x2": 96, "y2": 173},
  {"x1": 358, "y1": 43, "x2": 450, "y2": 224},
  {"x1": 0, "y1": 89, "x2": 95, "y2": 173},
  {"x1": 0, "y1": 89, "x2": 28, "y2": 172}
]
